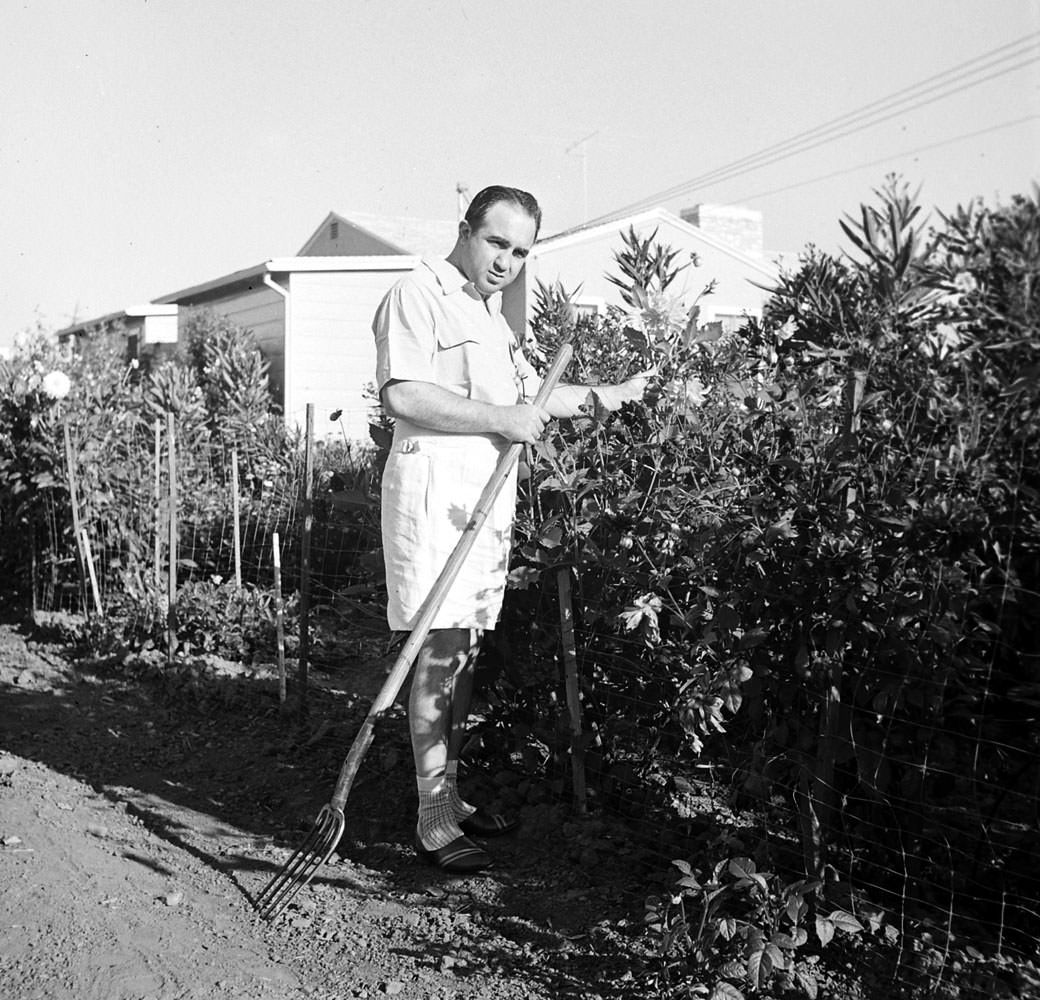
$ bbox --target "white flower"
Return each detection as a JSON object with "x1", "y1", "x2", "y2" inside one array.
[
  {"x1": 920, "y1": 323, "x2": 964, "y2": 361},
  {"x1": 42, "y1": 370, "x2": 71, "y2": 399},
  {"x1": 953, "y1": 272, "x2": 978, "y2": 294}
]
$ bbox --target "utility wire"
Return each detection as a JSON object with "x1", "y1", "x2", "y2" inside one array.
[
  {"x1": 570, "y1": 32, "x2": 1040, "y2": 232},
  {"x1": 633, "y1": 31, "x2": 1040, "y2": 205},
  {"x1": 661, "y1": 43, "x2": 1040, "y2": 202},
  {"x1": 729, "y1": 113, "x2": 1040, "y2": 211}
]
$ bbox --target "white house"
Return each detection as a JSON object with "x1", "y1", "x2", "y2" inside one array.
[
  {"x1": 503, "y1": 204, "x2": 779, "y2": 336},
  {"x1": 57, "y1": 303, "x2": 179, "y2": 359},
  {"x1": 57, "y1": 203, "x2": 778, "y2": 443},
  {"x1": 151, "y1": 254, "x2": 419, "y2": 442}
]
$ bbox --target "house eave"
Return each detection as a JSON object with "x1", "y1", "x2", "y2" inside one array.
[
  {"x1": 154, "y1": 255, "x2": 422, "y2": 305},
  {"x1": 56, "y1": 303, "x2": 178, "y2": 339}
]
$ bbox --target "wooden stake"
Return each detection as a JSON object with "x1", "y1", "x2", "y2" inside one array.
[
  {"x1": 30, "y1": 529, "x2": 39, "y2": 621},
  {"x1": 80, "y1": 528, "x2": 103, "y2": 616},
  {"x1": 806, "y1": 368, "x2": 867, "y2": 871},
  {"x1": 62, "y1": 423, "x2": 89, "y2": 614},
  {"x1": 231, "y1": 449, "x2": 242, "y2": 589},
  {"x1": 272, "y1": 531, "x2": 286, "y2": 705},
  {"x1": 153, "y1": 418, "x2": 162, "y2": 594},
  {"x1": 298, "y1": 404, "x2": 314, "y2": 716},
  {"x1": 166, "y1": 412, "x2": 178, "y2": 664},
  {"x1": 557, "y1": 566, "x2": 588, "y2": 815}
]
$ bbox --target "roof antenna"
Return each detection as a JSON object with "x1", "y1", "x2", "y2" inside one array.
[
  {"x1": 456, "y1": 182, "x2": 470, "y2": 221},
  {"x1": 564, "y1": 130, "x2": 599, "y2": 222}
]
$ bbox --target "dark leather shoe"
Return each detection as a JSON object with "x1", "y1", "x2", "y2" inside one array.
[
  {"x1": 414, "y1": 834, "x2": 492, "y2": 873},
  {"x1": 459, "y1": 808, "x2": 520, "y2": 838}
]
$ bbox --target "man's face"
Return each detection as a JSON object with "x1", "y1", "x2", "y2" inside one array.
[{"x1": 456, "y1": 201, "x2": 537, "y2": 297}]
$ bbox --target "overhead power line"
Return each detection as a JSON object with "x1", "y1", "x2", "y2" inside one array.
[
  {"x1": 730, "y1": 113, "x2": 1040, "y2": 212},
  {"x1": 572, "y1": 31, "x2": 1040, "y2": 232}
]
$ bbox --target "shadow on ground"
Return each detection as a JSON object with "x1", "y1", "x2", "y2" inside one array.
[{"x1": 0, "y1": 598, "x2": 659, "y2": 998}]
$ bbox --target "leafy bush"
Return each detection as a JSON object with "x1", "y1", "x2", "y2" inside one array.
[
  {"x1": 0, "y1": 309, "x2": 296, "y2": 627},
  {"x1": 644, "y1": 857, "x2": 866, "y2": 999},
  {"x1": 490, "y1": 181, "x2": 1040, "y2": 982}
]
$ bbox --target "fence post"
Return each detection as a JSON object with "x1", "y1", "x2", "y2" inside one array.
[
  {"x1": 30, "y1": 530, "x2": 39, "y2": 621},
  {"x1": 153, "y1": 419, "x2": 162, "y2": 594},
  {"x1": 231, "y1": 448, "x2": 242, "y2": 589},
  {"x1": 809, "y1": 368, "x2": 867, "y2": 864},
  {"x1": 80, "y1": 528, "x2": 103, "y2": 616},
  {"x1": 166, "y1": 412, "x2": 178, "y2": 664},
  {"x1": 557, "y1": 566, "x2": 587, "y2": 816},
  {"x1": 62, "y1": 423, "x2": 89, "y2": 615},
  {"x1": 272, "y1": 530, "x2": 287, "y2": 705},
  {"x1": 298, "y1": 404, "x2": 314, "y2": 717}
]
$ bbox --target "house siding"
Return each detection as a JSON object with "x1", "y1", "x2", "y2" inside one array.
[
  {"x1": 525, "y1": 218, "x2": 771, "y2": 326},
  {"x1": 285, "y1": 268, "x2": 413, "y2": 441},
  {"x1": 506, "y1": 213, "x2": 776, "y2": 340}
]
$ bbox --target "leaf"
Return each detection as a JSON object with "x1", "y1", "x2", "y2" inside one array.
[
  {"x1": 728, "y1": 857, "x2": 757, "y2": 880},
  {"x1": 369, "y1": 423, "x2": 392, "y2": 450},
  {"x1": 815, "y1": 916, "x2": 835, "y2": 947},
  {"x1": 771, "y1": 929, "x2": 807, "y2": 949},
  {"x1": 737, "y1": 628, "x2": 768, "y2": 649},
  {"x1": 618, "y1": 594, "x2": 662, "y2": 636},
  {"x1": 746, "y1": 945, "x2": 771, "y2": 988},
  {"x1": 710, "y1": 983, "x2": 745, "y2": 1000},
  {"x1": 538, "y1": 523, "x2": 564, "y2": 549},
  {"x1": 795, "y1": 967, "x2": 819, "y2": 999},
  {"x1": 827, "y1": 910, "x2": 865, "y2": 934}
]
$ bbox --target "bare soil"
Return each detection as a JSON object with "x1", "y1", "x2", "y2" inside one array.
[{"x1": 0, "y1": 595, "x2": 651, "y2": 1000}]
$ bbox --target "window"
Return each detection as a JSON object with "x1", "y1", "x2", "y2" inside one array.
[
  {"x1": 572, "y1": 296, "x2": 606, "y2": 320},
  {"x1": 330, "y1": 221, "x2": 339, "y2": 240}
]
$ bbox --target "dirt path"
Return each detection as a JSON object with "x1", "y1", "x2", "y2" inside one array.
[{"x1": 0, "y1": 601, "x2": 647, "y2": 1000}]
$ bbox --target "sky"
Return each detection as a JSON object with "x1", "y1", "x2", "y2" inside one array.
[{"x1": 2, "y1": 0, "x2": 1038, "y2": 349}]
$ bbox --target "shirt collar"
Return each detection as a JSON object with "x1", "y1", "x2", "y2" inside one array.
[{"x1": 422, "y1": 257, "x2": 502, "y2": 314}]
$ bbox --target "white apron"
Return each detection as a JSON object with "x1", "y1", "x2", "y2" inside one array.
[
  {"x1": 381, "y1": 431, "x2": 518, "y2": 631},
  {"x1": 377, "y1": 264, "x2": 538, "y2": 632}
]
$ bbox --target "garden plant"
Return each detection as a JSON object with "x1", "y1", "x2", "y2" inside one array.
[{"x1": 0, "y1": 180, "x2": 1037, "y2": 999}]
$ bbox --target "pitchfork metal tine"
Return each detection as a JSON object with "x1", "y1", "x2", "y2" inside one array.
[{"x1": 255, "y1": 805, "x2": 345, "y2": 920}]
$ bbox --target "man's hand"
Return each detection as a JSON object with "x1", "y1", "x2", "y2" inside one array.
[
  {"x1": 494, "y1": 403, "x2": 551, "y2": 444},
  {"x1": 616, "y1": 367, "x2": 657, "y2": 403}
]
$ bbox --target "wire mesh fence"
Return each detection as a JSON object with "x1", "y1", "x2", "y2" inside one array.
[{"x1": 20, "y1": 398, "x2": 1040, "y2": 999}]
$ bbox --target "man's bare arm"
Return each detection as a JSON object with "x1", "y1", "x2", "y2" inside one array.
[
  {"x1": 382, "y1": 380, "x2": 550, "y2": 444},
  {"x1": 543, "y1": 371, "x2": 654, "y2": 418}
]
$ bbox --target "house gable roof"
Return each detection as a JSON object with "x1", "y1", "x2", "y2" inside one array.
[
  {"x1": 299, "y1": 211, "x2": 459, "y2": 259},
  {"x1": 538, "y1": 207, "x2": 777, "y2": 280}
]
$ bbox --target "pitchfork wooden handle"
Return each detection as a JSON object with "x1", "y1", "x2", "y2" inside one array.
[{"x1": 328, "y1": 341, "x2": 574, "y2": 811}]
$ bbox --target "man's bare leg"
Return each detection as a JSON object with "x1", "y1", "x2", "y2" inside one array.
[
  {"x1": 409, "y1": 628, "x2": 478, "y2": 778},
  {"x1": 408, "y1": 629, "x2": 488, "y2": 865}
]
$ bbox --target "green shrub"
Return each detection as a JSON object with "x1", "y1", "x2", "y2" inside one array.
[{"x1": 491, "y1": 181, "x2": 1040, "y2": 971}]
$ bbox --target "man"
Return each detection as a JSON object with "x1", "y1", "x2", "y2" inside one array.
[{"x1": 372, "y1": 185, "x2": 648, "y2": 873}]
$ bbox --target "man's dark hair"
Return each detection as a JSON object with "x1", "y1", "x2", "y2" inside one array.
[{"x1": 464, "y1": 186, "x2": 542, "y2": 238}]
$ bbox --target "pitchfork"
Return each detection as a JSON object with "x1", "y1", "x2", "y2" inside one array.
[{"x1": 254, "y1": 341, "x2": 573, "y2": 920}]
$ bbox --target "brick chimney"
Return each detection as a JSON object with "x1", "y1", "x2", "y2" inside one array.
[{"x1": 681, "y1": 203, "x2": 764, "y2": 259}]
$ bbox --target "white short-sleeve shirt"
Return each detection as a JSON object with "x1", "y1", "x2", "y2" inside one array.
[{"x1": 372, "y1": 257, "x2": 539, "y2": 631}]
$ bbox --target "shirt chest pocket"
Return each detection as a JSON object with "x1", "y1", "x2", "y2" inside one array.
[{"x1": 434, "y1": 326, "x2": 479, "y2": 394}]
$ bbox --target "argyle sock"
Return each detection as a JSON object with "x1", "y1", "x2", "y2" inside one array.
[
  {"x1": 416, "y1": 774, "x2": 464, "y2": 851},
  {"x1": 445, "y1": 760, "x2": 477, "y2": 821}
]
